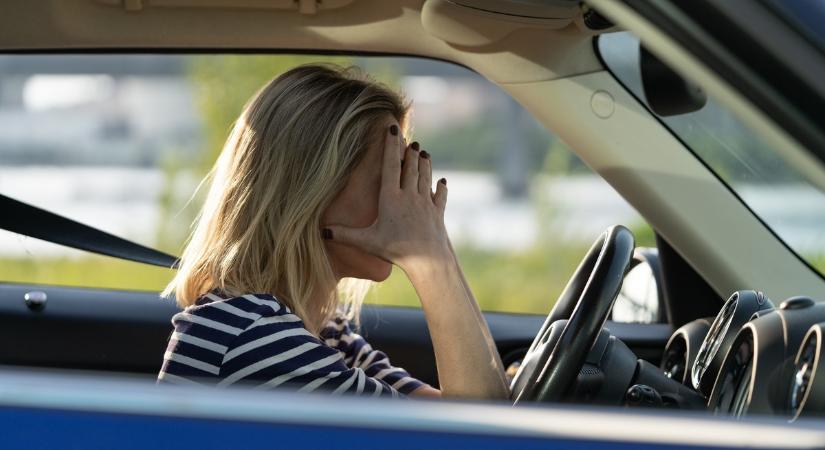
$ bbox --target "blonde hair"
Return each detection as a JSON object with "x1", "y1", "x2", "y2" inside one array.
[{"x1": 163, "y1": 64, "x2": 408, "y2": 334}]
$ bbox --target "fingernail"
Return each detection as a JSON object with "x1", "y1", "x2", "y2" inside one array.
[
  {"x1": 420, "y1": 150, "x2": 430, "y2": 159},
  {"x1": 411, "y1": 141, "x2": 420, "y2": 151},
  {"x1": 389, "y1": 125, "x2": 398, "y2": 136},
  {"x1": 322, "y1": 228, "x2": 333, "y2": 240},
  {"x1": 439, "y1": 178, "x2": 447, "y2": 186}
]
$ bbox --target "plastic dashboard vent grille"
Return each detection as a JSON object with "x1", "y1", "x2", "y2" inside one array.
[{"x1": 579, "y1": 366, "x2": 601, "y2": 376}]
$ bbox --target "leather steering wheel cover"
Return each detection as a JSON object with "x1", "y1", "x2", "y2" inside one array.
[
  {"x1": 514, "y1": 232, "x2": 607, "y2": 400},
  {"x1": 516, "y1": 225, "x2": 634, "y2": 403},
  {"x1": 524, "y1": 236, "x2": 606, "y2": 356}
]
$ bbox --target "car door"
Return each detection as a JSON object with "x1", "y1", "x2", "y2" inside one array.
[{"x1": 0, "y1": 243, "x2": 675, "y2": 388}]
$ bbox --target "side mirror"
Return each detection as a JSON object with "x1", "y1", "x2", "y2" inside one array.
[
  {"x1": 639, "y1": 44, "x2": 707, "y2": 116},
  {"x1": 612, "y1": 248, "x2": 665, "y2": 324}
]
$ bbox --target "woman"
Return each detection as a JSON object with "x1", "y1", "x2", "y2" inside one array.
[{"x1": 158, "y1": 64, "x2": 508, "y2": 399}]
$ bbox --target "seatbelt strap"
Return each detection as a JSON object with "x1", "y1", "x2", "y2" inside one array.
[{"x1": 0, "y1": 194, "x2": 178, "y2": 268}]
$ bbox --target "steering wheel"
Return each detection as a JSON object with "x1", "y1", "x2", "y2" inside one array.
[{"x1": 511, "y1": 225, "x2": 635, "y2": 404}]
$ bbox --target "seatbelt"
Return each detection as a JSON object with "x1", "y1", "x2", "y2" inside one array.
[{"x1": 0, "y1": 194, "x2": 178, "y2": 268}]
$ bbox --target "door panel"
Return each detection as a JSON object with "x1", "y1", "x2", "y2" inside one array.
[
  {"x1": 360, "y1": 307, "x2": 671, "y2": 386},
  {"x1": 0, "y1": 283, "x2": 177, "y2": 375}
]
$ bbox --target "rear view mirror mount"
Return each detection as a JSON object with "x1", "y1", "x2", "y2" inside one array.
[{"x1": 639, "y1": 44, "x2": 707, "y2": 116}]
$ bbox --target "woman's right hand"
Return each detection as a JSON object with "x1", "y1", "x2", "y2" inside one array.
[{"x1": 324, "y1": 124, "x2": 450, "y2": 273}]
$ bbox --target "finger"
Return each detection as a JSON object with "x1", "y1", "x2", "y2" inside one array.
[
  {"x1": 401, "y1": 142, "x2": 420, "y2": 191},
  {"x1": 381, "y1": 124, "x2": 401, "y2": 191},
  {"x1": 417, "y1": 145, "x2": 431, "y2": 195},
  {"x1": 323, "y1": 224, "x2": 375, "y2": 251},
  {"x1": 433, "y1": 177, "x2": 448, "y2": 209}
]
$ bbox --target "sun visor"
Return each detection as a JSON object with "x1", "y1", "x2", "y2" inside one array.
[{"x1": 421, "y1": 0, "x2": 579, "y2": 47}]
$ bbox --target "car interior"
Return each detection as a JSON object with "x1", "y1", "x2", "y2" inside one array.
[{"x1": 0, "y1": 0, "x2": 824, "y2": 425}]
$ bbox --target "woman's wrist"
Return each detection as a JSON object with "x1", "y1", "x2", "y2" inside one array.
[{"x1": 397, "y1": 243, "x2": 455, "y2": 285}]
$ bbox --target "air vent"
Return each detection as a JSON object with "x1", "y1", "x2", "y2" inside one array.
[
  {"x1": 661, "y1": 318, "x2": 711, "y2": 385},
  {"x1": 709, "y1": 331, "x2": 755, "y2": 416},
  {"x1": 692, "y1": 294, "x2": 739, "y2": 390},
  {"x1": 791, "y1": 328, "x2": 819, "y2": 416}
]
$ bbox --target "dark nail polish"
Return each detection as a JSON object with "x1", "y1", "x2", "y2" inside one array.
[
  {"x1": 389, "y1": 125, "x2": 398, "y2": 136},
  {"x1": 439, "y1": 178, "x2": 447, "y2": 186},
  {"x1": 322, "y1": 228, "x2": 333, "y2": 240},
  {"x1": 420, "y1": 150, "x2": 430, "y2": 160},
  {"x1": 411, "y1": 141, "x2": 420, "y2": 151}
]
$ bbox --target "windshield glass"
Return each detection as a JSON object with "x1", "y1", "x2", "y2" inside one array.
[{"x1": 598, "y1": 32, "x2": 825, "y2": 276}]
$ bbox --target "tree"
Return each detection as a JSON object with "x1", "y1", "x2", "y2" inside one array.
[{"x1": 155, "y1": 54, "x2": 352, "y2": 252}]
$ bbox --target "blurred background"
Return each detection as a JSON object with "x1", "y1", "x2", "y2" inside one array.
[{"x1": 0, "y1": 52, "x2": 818, "y2": 315}]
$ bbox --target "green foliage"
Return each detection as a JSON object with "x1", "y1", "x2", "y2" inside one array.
[
  {"x1": 155, "y1": 55, "x2": 354, "y2": 253},
  {"x1": 187, "y1": 55, "x2": 352, "y2": 172},
  {"x1": 413, "y1": 112, "x2": 560, "y2": 174},
  {"x1": 0, "y1": 256, "x2": 174, "y2": 292},
  {"x1": 809, "y1": 253, "x2": 825, "y2": 276},
  {"x1": 412, "y1": 116, "x2": 501, "y2": 171},
  {"x1": 630, "y1": 221, "x2": 657, "y2": 248},
  {"x1": 366, "y1": 241, "x2": 591, "y2": 314}
]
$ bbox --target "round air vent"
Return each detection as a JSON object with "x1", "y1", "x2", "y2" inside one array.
[
  {"x1": 692, "y1": 294, "x2": 739, "y2": 391},
  {"x1": 690, "y1": 291, "x2": 773, "y2": 397},
  {"x1": 661, "y1": 318, "x2": 711, "y2": 385},
  {"x1": 709, "y1": 329, "x2": 755, "y2": 416},
  {"x1": 791, "y1": 323, "x2": 824, "y2": 419}
]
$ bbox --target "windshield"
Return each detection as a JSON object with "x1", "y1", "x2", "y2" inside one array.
[{"x1": 598, "y1": 32, "x2": 825, "y2": 276}]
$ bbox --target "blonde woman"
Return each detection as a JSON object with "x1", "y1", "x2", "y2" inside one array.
[{"x1": 158, "y1": 64, "x2": 508, "y2": 399}]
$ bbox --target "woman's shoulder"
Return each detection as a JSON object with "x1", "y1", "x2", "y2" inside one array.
[{"x1": 172, "y1": 291, "x2": 303, "y2": 334}]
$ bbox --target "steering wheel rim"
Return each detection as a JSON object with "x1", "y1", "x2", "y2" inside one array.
[{"x1": 512, "y1": 225, "x2": 635, "y2": 404}]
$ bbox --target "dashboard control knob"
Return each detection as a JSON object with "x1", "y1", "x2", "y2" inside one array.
[{"x1": 625, "y1": 384, "x2": 663, "y2": 407}]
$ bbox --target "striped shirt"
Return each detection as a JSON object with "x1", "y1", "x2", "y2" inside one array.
[{"x1": 157, "y1": 292, "x2": 427, "y2": 397}]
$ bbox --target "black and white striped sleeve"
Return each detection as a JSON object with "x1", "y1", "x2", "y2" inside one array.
[
  {"x1": 217, "y1": 311, "x2": 414, "y2": 397},
  {"x1": 321, "y1": 317, "x2": 428, "y2": 395}
]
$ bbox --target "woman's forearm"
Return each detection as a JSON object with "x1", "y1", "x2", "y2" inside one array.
[
  {"x1": 403, "y1": 250, "x2": 509, "y2": 399},
  {"x1": 447, "y1": 242, "x2": 509, "y2": 391},
  {"x1": 447, "y1": 240, "x2": 502, "y2": 358}
]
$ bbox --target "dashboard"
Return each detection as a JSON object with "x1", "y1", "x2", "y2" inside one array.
[{"x1": 660, "y1": 290, "x2": 825, "y2": 419}]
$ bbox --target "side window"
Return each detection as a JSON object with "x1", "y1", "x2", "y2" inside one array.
[
  {"x1": 352, "y1": 59, "x2": 655, "y2": 315},
  {"x1": 0, "y1": 54, "x2": 653, "y2": 313},
  {"x1": 611, "y1": 260, "x2": 661, "y2": 324},
  {"x1": 0, "y1": 56, "x2": 192, "y2": 291}
]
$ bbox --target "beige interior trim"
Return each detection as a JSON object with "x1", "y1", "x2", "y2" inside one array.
[
  {"x1": 0, "y1": 0, "x2": 601, "y2": 84},
  {"x1": 501, "y1": 71, "x2": 825, "y2": 301}
]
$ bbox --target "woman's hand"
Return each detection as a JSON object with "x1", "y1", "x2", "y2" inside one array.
[
  {"x1": 324, "y1": 124, "x2": 449, "y2": 273},
  {"x1": 326, "y1": 124, "x2": 508, "y2": 400}
]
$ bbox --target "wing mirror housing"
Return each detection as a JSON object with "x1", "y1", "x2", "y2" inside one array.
[{"x1": 639, "y1": 44, "x2": 707, "y2": 116}]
